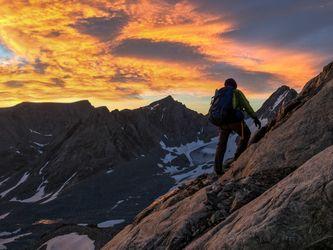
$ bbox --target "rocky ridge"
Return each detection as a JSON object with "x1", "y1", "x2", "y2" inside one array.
[
  {"x1": 0, "y1": 95, "x2": 218, "y2": 249},
  {"x1": 103, "y1": 62, "x2": 333, "y2": 249}
]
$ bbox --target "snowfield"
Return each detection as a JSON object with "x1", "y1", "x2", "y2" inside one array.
[
  {"x1": 97, "y1": 219, "x2": 125, "y2": 228},
  {"x1": 160, "y1": 138, "x2": 218, "y2": 167},
  {"x1": 160, "y1": 116, "x2": 269, "y2": 187},
  {"x1": 172, "y1": 164, "x2": 214, "y2": 184},
  {"x1": 41, "y1": 233, "x2": 94, "y2": 250}
]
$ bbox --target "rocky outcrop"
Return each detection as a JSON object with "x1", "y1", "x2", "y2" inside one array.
[
  {"x1": 103, "y1": 62, "x2": 333, "y2": 249},
  {"x1": 187, "y1": 146, "x2": 333, "y2": 250},
  {"x1": 256, "y1": 85, "x2": 297, "y2": 122},
  {"x1": 277, "y1": 61, "x2": 333, "y2": 124}
]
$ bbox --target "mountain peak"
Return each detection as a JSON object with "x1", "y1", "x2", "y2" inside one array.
[
  {"x1": 154, "y1": 95, "x2": 176, "y2": 104},
  {"x1": 300, "y1": 60, "x2": 333, "y2": 98},
  {"x1": 162, "y1": 95, "x2": 174, "y2": 101},
  {"x1": 276, "y1": 85, "x2": 295, "y2": 92},
  {"x1": 145, "y1": 95, "x2": 182, "y2": 110},
  {"x1": 256, "y1": 85, "x2": 297, "y2": 120}
]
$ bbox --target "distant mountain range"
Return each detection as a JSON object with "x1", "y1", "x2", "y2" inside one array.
[{"x1": 0, "y1": 84, "x2": 297, "y2": 249}]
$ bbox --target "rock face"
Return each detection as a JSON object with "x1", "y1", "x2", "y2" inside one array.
[
  {"x1": 256, "y1": 85, "x2": 297, "y2": 122},
  {"x1": 33, "y1": 95, "x2": 216, "y2": 189},
  {"x1": 187, "y1": 146, "x2": 333, "y2": 250},
  {"x1": 0, "y1": 100, "x2": 94, "y2": 176},
  {"x1": 103, "y1": 62, "x2": 333, "y2": 250}
]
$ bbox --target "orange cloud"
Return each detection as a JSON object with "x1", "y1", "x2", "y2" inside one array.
[{"x1": 0, "y1": 0, "x2": 325, "y2": 112}]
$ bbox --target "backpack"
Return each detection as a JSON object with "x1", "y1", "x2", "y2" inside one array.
[{"x1": 208, "y1": 86, "x2": 238, "y2": 126}]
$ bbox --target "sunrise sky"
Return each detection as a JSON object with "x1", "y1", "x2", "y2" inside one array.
[{"x1": 0, "y1": 0, "x2": 332, "y2": 113}]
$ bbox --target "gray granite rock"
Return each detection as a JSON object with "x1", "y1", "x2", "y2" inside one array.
[{"x1": 103, "y1": 62, "x2": 333, "y2": 250}]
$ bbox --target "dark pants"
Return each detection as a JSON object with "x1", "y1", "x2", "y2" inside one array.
[{"x1": 214, "y1": 121, "x2": 251, "y2": 175}]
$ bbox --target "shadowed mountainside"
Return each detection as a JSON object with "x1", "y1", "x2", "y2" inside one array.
[{"x1": 0, "y1": 82, "x2": 299, "y2": 249}]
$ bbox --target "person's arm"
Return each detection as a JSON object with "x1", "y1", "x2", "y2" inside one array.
[
  {"x1": 237, "y1": 90, "x2": 262, "y2": 128},
  {"x1": 237, "y1": 90, "x2": 256, "y2": 118}
]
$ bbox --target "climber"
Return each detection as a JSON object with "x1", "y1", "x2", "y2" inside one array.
[{"x1": 208, "y1": 78, "x2": 261, "y2": 175}]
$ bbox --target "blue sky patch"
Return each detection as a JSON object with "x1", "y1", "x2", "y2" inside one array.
[{"x1": 0, "y1": 43, "x2": 13, "y2": 60}]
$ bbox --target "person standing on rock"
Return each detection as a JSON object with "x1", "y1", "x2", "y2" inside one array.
[{"x1": 209, "y1": 78, "x2": 261, "y2": 175}]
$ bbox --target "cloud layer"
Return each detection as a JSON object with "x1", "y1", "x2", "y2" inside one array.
[
  {"x1": 0, "y1": 0, "x2": 331, "y2": 112},
  {"x1": 112, "y1": 38, "x2": 207, "y2": 63}
]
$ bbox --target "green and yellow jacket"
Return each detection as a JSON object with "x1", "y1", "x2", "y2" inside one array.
[{"x1": 232, "y1": 89, "x2": 257, "y2": 118}]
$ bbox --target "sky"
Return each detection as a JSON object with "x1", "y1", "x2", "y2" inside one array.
[{"x1": 0, "y1": 0, "x2": 332, "y2": 113}]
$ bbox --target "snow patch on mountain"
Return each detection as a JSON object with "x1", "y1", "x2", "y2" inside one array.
[
  {"x1": 161, "y1": 153, "x2": 177, "y2": 164},
  {"x1": 0, "y1": 172, "x2": 30, "y2": 198},
  {"x1": 41, "y1": 233, "x2": 94, "y2": 250},
  {"x1": 160, "y1": 138, "x2": 217, "y2": 166},
  {"x1": 106, "y1": 169, "x2": 114, "y2": 174},
  {"x1": 271, "y1": 90, "x2": 289, "y2": 111},
  {"x1": 111, "y1": 200, "x2": 125, "y2": 210},
  {"x1": 97, "y1": 219, "x2": 125, "y2": 228},
  {"x1": 149, "y1": 104, "x2": 160, "y2": 111},
  {"x1": 172, "y1": 164, "x2": 214, "y2": 185},
  {"x1": 29, "y1": 129, "x2": 53, "y2": 137},
  {"x1": 39, "y1": 161, "x2": 49, "y2": 175},
  {"x1": 159, "y1": 115, "x2": 272, "y2": 189},
  {"x1": 41, "y1": 173, "x2": 77, "y2": 204},
  {"x1": 0, "y1": 212, "x2": 10, "y2": 221},
  {"x1": 10, "y1": 180, "x2": 51, "y2": 203},
  {"x1": 0, "y1": 177, "x2": 10, "y2": 187},
  {"x1": 0, "y1": 229, "x2": 21, "y2": 237},
  {"x1": 0, "y1": 232, "x2": 31, "y2": 250},
  {"x1": 32, "y1": 142, "x2": 48, "y2": 147}
]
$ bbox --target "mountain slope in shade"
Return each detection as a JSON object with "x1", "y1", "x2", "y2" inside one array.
[
  {"x1": 0, "y1": 100, "x2": 94, "y2": 176},
  {"x1": 0, "y1": 95, "x2": 218, "y2": 249},
  {"x1": 0, "y1": 85, "x2": 297, "y2": 248},
  {"x1": 103, "y1": 62, "x2": 333, "y2": 250}
]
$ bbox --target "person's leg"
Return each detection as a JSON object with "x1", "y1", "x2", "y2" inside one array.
[
  {"x1": 230, "y1": 121, "x2": 251, "y2": 160},
  {"x1": 214, "y1": 127, "x2": 230, "y2": 175}
]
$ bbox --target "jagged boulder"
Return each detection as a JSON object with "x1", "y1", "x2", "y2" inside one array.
[
  {"x1": 103, "y1": 62, "x2": 333, "y2": 250},
  {"x1": 187, "y1": 146, "x2": 333, "y2": 249}
]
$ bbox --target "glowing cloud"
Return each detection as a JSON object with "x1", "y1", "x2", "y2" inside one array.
[{"x1": 0, "y1": 0, "x2": 331, "y2": 112}]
